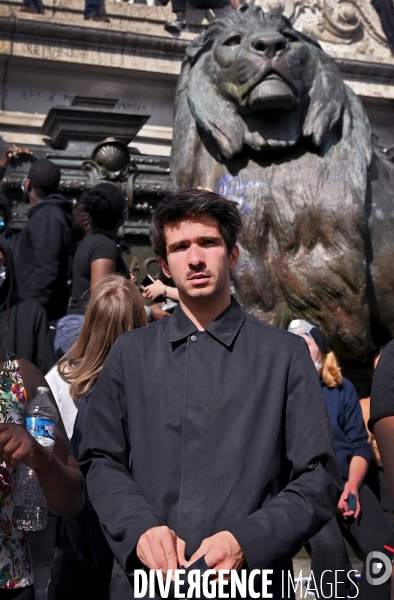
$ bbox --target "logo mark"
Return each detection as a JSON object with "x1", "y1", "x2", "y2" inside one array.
[{"x1": 366, "y1": 551, "x2": 392, "y2": 586}]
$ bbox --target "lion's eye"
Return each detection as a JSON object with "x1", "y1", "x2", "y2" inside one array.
[{"x1": 223, "y1": 34, "x2": 242, "y2": 47}]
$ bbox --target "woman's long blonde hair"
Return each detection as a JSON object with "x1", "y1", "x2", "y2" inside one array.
[
  {"x1": 321, "y1": 351, "x2": 343, "y2": 388},
  {"x1": 59, "y1": 274, "x2": 146, "y2": 399}
]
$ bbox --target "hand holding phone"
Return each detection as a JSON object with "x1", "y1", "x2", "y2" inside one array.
[
  {"x1": 141, "y1": 274, "x2": 155, "y2": 288},
  {"x1": 347, "y1": 493, "x2": 357, "y2": 512}
]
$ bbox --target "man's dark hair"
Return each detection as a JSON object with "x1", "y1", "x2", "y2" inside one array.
[
  {"x1": 28, "y1": 159, "x2": 61, "y2": 198},
  {"x1": 150, "y1": 189, "x2": 242, "y2": 259}
]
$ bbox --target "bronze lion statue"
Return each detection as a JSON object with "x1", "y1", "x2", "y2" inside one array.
[{"x1": 171, "y1": 6, "x2": 394, "y2": 356}]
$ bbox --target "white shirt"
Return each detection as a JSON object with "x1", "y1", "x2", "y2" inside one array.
[{"x1": 45, "y1": 366, "x2": 79, "y2": 440}]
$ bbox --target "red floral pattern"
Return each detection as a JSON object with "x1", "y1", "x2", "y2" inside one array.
[{"x1": 0, "y1": 353, "x2": 33, "y2": 589}]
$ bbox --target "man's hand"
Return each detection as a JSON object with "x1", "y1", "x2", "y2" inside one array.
[
  {"x1": 337, "y1": 481, "x2": 361, "y2": 519},
  {"x1": 137, "y1": 526, "x2": 187, "y2": 577},
  {"x1": 187, "y1": 531, "x2": 244, "y2": 575},
  {"x1": 0, "y1": 423, "x2": 49, "y2": 470}
]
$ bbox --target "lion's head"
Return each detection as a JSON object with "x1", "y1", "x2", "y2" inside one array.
[{"x1": 182, "y1": 7, "x2": 347, "y2": 160}]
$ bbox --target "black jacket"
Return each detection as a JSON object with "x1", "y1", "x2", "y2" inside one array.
[
  {"x1": 0, "y1": 235, "x2": 54, "y2": 373},
  {"x1": 15, "y1": 194, "x2": 72, "y2": 321},
  {"x1": 79, "y1": 299, "x2": 342, "y2": 599}
]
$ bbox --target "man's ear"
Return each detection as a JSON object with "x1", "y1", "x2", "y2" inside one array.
[
  {"x1": 229, "y1": 245, "x2": 239, "y2": 271},
  {"x1": 25, "y1": 178, "x2": 32, "y2": 193},
  {"x1": 158, "y1": 256, "x2": 171, "y2": 279}
]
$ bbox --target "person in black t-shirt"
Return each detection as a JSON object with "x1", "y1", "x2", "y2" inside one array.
[
  {"x1": 68, "y1": 183, "x2": 130, "y2": 316},
  {"x1": 369, "y1": 341, "x2": 394, "y2": 595},
  {"x1": 370, "y1": 341, "x2": 394, "y2": 502}
]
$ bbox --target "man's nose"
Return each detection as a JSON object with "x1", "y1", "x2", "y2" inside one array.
[
  {"x1": 187, "y1": 245, "x2": 205, "y2": 266},
  {"x1": 252, "y1": 33, "x2": 287, "y2": 59}
]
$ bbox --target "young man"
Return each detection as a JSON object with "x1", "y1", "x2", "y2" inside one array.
[
  {"x1": 79, "y1": 189, "x2": 342, "y2": 599},
  {"x1": 16, "y1": 159, "x2": 72, "y2": 323}
]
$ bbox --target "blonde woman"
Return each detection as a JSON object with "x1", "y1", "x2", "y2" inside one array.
[
  {"x1": 46, "y1": 274, "x2": 146, "y2": 439},
  {"x1": 288, "y1": 319, "x2": 391, "y2": 600},
  {"x1": 46, "y1": 274, "x2": 146, "y2": 600}
]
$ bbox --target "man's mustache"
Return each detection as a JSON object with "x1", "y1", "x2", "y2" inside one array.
[{"x1": 186, "y1": 269, "x2": 213, "y2": 278}]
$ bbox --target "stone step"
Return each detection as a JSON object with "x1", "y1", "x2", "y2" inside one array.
[{"x1": 0, "y1": 0, "x2": 197, "y2": 38}]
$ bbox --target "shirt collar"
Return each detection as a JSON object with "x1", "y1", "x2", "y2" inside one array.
[{"x1": 168, "y1": 297, "x2": 245, "y2": 347}]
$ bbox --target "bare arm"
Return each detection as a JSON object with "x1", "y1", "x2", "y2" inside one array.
[
  {"x1": 143, "y1": 280, "x2": 179, "y2": 302},
  {"x1": 337, "y1": 456, "x2": 368, "y2": 519},
  {"x1": 90, "y1": 258, "x2": 116, "y2": 290},
  {"x1": 359, "y1": 398, "x2": 374, "y2": 445},
  {"x1": 374, "y1": 417, "x2": 394, "y2": 502},
  {"x1": 0, "y1": 358, "x2": 84, "y2": 517}
]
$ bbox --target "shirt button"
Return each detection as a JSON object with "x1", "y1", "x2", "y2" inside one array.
[{"x1": 190, "y1": 335, "x2": 197, "y2": 342}]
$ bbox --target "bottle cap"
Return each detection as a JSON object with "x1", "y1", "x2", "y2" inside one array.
[{"x1": 37, "y1": 386, "x2": 50, "y2": 393}]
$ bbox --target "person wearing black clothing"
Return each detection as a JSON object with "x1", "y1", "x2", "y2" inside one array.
[
  {"x1": 165, "y1": 0, "x2": 230, "y2": 32},
  {"x1": 369, "y1": 341, "x2": 394, "y2": 595},
  {"x1": 164, "y1": 0, "x2": 241, "y2": 33},
  {"x1": 0, "y1": 147, "x2": 34, "y2": 256},
  {"x1": 0, "y1": 192, "x2": 11, "y2": 237},
  {"x1": 0, "y1": 191, "x2": 21, "y2": 258},
  {"x1": 68, "y1": 183, "x2": 129, "y2": 316},
  {"x1": 369, "y1": 340, "x2": 394, "y2": 502},
  {"x1": 0, "y1": 235, "x2": 54, "y2": 374},
  {"x1": 15, "y1": 159, "x2": 72, "y2": 322},
  {"x1": 288, "y1": 319, "x2": 392, "y2": 600},
  {"x1": 79, "y1": 189, "x2": 342, "y2": 599}
]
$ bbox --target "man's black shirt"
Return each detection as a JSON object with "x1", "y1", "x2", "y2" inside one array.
[{"x1": 79, "y1": 299, "x2": 342, "y2": 598}]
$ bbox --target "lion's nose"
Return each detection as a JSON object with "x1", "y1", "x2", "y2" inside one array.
[{"x1": 252, "y1": 34, "x2": 287, "y2": 58}]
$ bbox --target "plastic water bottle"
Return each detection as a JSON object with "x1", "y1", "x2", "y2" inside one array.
[{"x1": 13, "y1": 387, "x2": 58, "y2": 531}]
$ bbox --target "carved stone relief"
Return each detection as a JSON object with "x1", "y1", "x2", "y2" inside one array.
[{"x1": 251, "y1": 0, "x2": 393, "y2": 61}]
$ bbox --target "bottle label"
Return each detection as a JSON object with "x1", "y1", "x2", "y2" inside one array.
[{"x1": 25, "y1": 417, "x2": 57, "y2": 445}]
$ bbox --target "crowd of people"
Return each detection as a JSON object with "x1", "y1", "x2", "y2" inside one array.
[{"x1": 0, "y1": 156, "x2": 393, "y2": 600}]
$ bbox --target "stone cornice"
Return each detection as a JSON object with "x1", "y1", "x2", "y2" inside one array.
[
  {"x1": 0, "y1": 15, "x2": 189, "y2": 59},
  {"x1": 336, "y1": 58, "x2": 394, "y2": 81},
  {"x1": 0, "y1": 11, "x2": 392, "y2": 82}
]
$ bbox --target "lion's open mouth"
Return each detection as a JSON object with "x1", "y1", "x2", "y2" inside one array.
[{"x1": 246, "y1": 72, "x2": 297, "y2": 112}]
